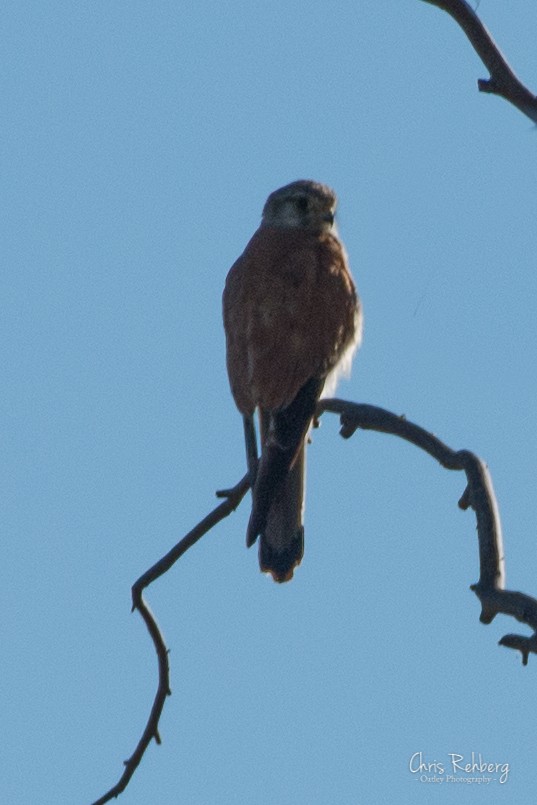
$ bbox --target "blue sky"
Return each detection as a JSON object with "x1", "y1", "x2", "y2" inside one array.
[{"x1": 2, "y1": 2, "x2": 537, "y2": 803}]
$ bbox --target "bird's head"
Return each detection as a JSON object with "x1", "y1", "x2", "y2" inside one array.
[{"x1": 261, "y1": 180, "x2": 337, "y2": 234}]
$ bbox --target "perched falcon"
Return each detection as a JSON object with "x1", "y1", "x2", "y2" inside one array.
[{"x1": 223, "y1": 180, "x2": 361, "y2": 582}]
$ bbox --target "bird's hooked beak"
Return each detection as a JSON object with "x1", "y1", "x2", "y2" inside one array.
[{"x1": 322, "y1": 211, "x2": 335, "y2": 226}]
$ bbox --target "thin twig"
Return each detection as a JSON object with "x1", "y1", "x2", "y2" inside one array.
[
  {"x1": 421, "y1": 0, "x2": 537, "y2": 123},
  {"x1": 91, "y1": 476, "x2": 250, "y2": 805}
]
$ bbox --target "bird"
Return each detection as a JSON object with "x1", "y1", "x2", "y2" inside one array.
[{"x1": 223, "y1": 180, "x2": 361, "y2": 582}]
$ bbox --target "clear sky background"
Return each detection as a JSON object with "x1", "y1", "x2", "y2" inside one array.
[{"x1": 2, "y1": 2, "x2": 537, "y2": 804}]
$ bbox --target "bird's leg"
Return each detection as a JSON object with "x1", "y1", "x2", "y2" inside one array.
[
  {"x1": 215, "y1": 414, "x2": 258, "y2": 500},
  {"x1": 243, "y1": 413, "x2": 259, "y2": 487}
]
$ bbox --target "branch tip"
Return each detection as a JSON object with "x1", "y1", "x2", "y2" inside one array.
[
  {"x1": 498, "y1": 633, "x2": 537, "y2": 666},
  {"x1": 458, "y1": 485, "x2": 471, "y2": 510},
  {"x1": 477, "y1": 77, "x2": 494, "y2": 93},
  {"x1": 479, "y1": 609, "x2": 496, "y2": 626},
  {"x1": 339, "y1": 423, "x2": 357, "y2": 439}
]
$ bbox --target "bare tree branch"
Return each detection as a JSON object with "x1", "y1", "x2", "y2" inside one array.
[
  {"x1": 318, "y1": 399, "x2": 537, "y2": 659},
  {"x1": 92, "y1": 401, "x2": 537, "y2": 802},
  {"x1": 91, "y1": 476, "x2": 250, "y2": 805},
  {"x1": 421, "y1": 0, "x2": 537, "y2": 123}
]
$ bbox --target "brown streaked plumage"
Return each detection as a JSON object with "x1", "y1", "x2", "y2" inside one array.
[{"x1": 223, "y1": 180, "x2": 361, "y2": 582}]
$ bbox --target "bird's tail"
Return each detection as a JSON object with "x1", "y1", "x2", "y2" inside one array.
[
  {"x1": 257, "y1": 442, "x2": 305, "y2": 582},
  {"x1": 246, "y1": 376, "x2": 323, "y2": 582}
]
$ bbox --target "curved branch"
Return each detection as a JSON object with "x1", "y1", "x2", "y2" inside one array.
[
  {"x1": 91, "y1": 475, "x2": 250, "y2": 805},
  {"x1": 421, "y1": 0, "x2": 537, "y2": 123},
  {"x1": 93, "y1": 400, "x2": 537, "y2": 802},
  {"x1": 318, "y1": 399, "x2": 537, "y2": 661}
]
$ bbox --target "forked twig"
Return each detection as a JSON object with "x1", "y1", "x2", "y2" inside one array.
[{"x1": 92, "y1": 400, "x2": 537, "y2": 803}]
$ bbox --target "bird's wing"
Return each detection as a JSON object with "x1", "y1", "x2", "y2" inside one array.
[{"x1": 223, "y1": 227, "x2": 358, "y2": 414}]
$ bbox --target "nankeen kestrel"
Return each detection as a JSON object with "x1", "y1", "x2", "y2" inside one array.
[{"x1": 223, "y1": 180, "x2": 362, "y2": 582}]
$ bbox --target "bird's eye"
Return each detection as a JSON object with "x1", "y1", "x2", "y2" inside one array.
[{"x1": 295, "y1": 196, "x2": 309, "y2": 212}]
